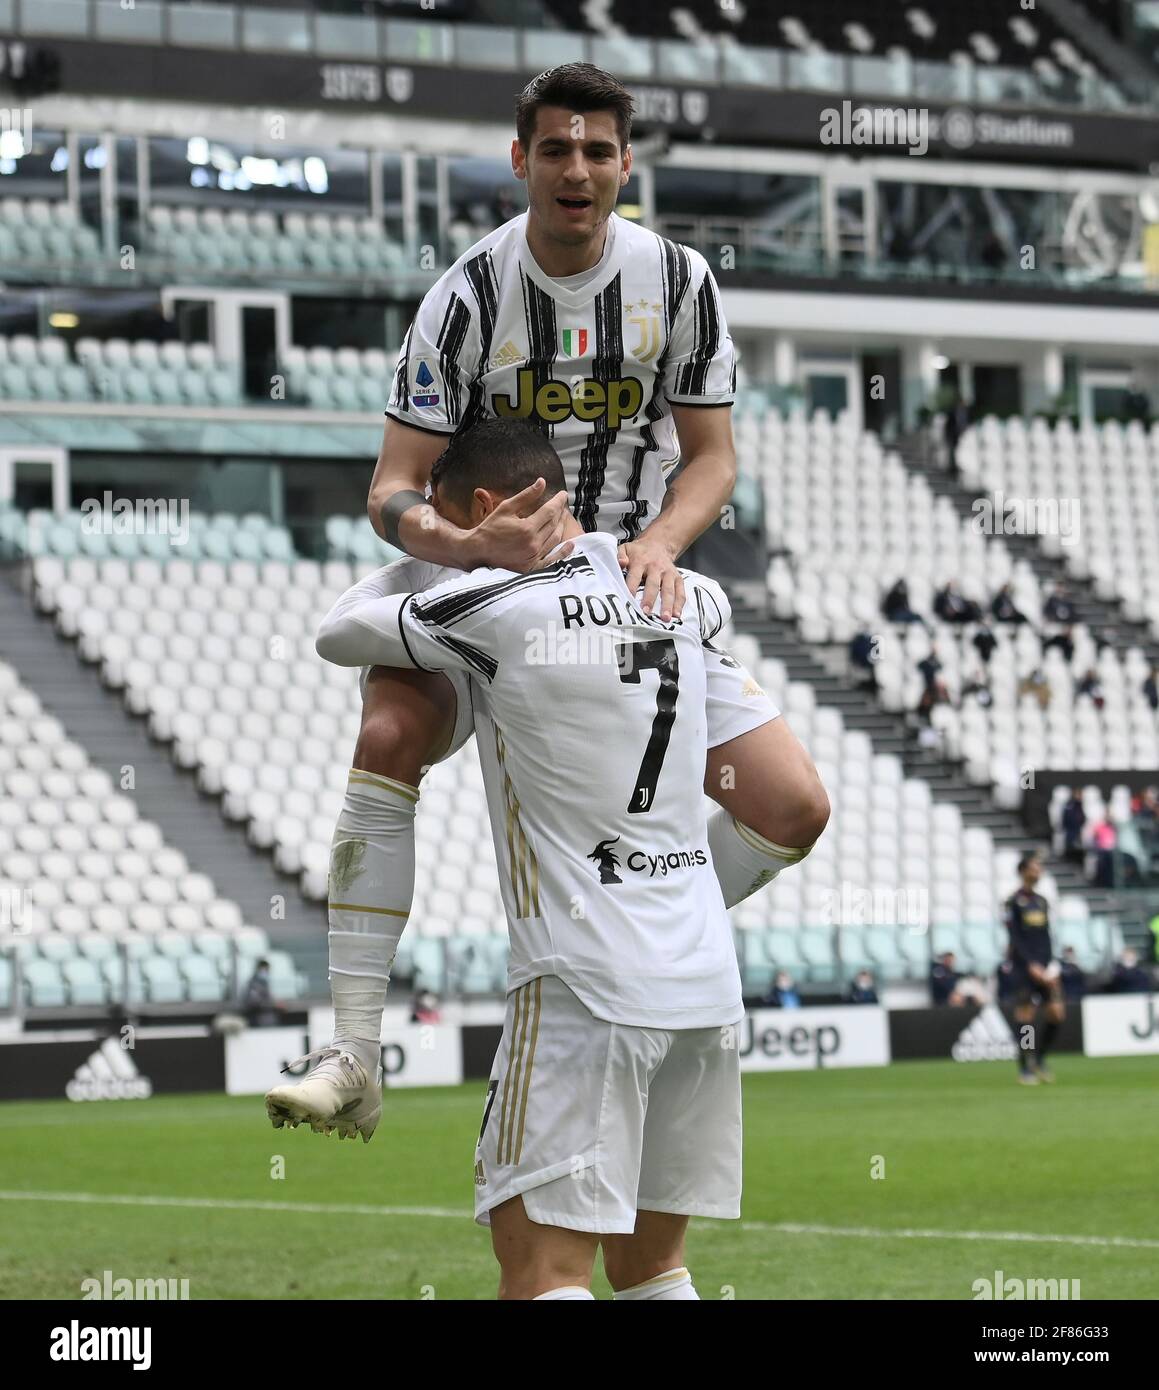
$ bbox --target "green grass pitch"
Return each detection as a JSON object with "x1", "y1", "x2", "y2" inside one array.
[{"x1": 1, "y1": 1056, "x2": 1156, "y2": 1300}]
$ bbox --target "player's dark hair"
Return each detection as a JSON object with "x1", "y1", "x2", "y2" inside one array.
[
  {"x1": 515, "y1": 63, "x2": 634, "y2": 152},
  {"x1": 430, "y1": 418, "x2": 567, "y2": 510},
  {"x1": 1018, "y1": 852, "x2": 1039, "y2": 874}
]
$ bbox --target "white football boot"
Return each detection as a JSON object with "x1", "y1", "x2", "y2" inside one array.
[{"x1": 265, "y1": 1046, "x2": 382, "y2": 1143}]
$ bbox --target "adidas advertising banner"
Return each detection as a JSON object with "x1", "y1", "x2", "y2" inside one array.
[
  {"x1": 305, "y1": 1008, "x2": 463, "y2": 1089},
  {"x1": 0, "y1": 1030, "x2": 224, "y2": 1102},
  {"x1": 890, "y1": 1004, "x2": 1084, "y2": 1062},
  {"x1": 738, "y1": 1006, "x2": 889, "y2": 1071},
  {"x1": 1082, "y1": 993, "x2": 1159, "y2": 1057}
]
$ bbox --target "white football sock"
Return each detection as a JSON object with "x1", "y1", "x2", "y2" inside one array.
[
  {"x1": 532, "y1": 1286, "x2": 596, "y2": 1301},
  {"x1": 707, "y1": 809, "x2": 813, "y2": 907},
  {"x1": 613, "y1": 1267, "x2": 699, "y2": 1300},
  {"x1": 327, "y1": 769, "x2": 417, "y2": 1065}
]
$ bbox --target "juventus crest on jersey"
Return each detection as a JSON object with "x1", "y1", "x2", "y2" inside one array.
[{"x1": 385, "y1": 211, "x2": 737, "y2": 541}]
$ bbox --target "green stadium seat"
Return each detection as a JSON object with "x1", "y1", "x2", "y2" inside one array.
[
  {"x1": 62, "y1": 958, "x2": 109, "y2": 1006},
  {"x1": 23, "y1": 959, "x2": 67, "y2": 1007}
]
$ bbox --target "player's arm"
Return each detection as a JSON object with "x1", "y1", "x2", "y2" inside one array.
[
  {"x1": 620, "y1": 255, "x2": 737, "y2": 622},
  {"x1": 366, "y1": 417, "x2": 568, "y2": 571},
  {"x1": 316, "y1": 574, "x2": 501, "y2": 682}
]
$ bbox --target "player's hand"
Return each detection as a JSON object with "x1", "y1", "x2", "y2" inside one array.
[
  {"x1": 467, "y1": 478, "x2": 570, "y2": 573},
  {"x1": 618, "y1": 535, "x2": 685, "y2": 623},
  {"x1": 1027, "y1": 962, "x2": 1047, "y2": 984}
]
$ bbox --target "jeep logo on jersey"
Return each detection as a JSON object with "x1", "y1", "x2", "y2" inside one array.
[
  {"x1": 560, "y1": 328, "x2": 588, "y2": 356},
  {"x1": 492, "y1": 368, "x2": 644, "y2": 428},
  {"x1": 590, "y1": 837, "x2": 709, "y2": 884},
  {"x1": 411, "y1": 359, "x2": 440, "y2": 407}
]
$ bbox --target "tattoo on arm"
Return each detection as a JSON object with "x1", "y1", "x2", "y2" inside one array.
[{"x1": 382, "y1": 489, "x2": 427, "y2": 549}]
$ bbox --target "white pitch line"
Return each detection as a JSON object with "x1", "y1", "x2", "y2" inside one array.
[
  {"x1": 742, "y1": 1221, "x2": 1159, "y2": 1251},
  {"x1": 1, "y1": 1190, "x2": 1156, "y2": 1251},
  {"x1": 0, "y1": 1190, "x2": 464, "y2": 1220}
]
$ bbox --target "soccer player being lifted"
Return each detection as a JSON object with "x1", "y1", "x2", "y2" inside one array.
[
  {"x1": 1004, "y1": 852, "x2": 1065, "y2": 1085},
  {"x1": 279, "y1": 418, "x2": 796, "y2": 1299},
  {"x1": 266, "y1": 65, "x2": 827, "y2": 1141}
]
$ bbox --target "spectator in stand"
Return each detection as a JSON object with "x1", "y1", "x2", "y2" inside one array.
[
  {"x1": 1088, "y1": 814, "x2": 1118, "y2": 887},
  {"x1": 1060, "y1": 788, "x2": 1086, "y2": 863},
  {"x1": 943, "y1": 393, "x2": 971, "y2": 475},
  {"x1": 1109, "y1": 948, "x2": 1152, "y2": 994},
  {"x1": 917, "y1": 647, "x2": 950, "y2": 719},
  {"x1": 883, "y1": 578, "x2": 924, "y2": 625},
  {"x1": 1059, "y1": 946, "x2": 1087, "y2": 1002},
  {"x1": 1077, "y1": 668, "x2": 1105, "y2": 710},
  {"x1": 930, "y1": 951, "x2": 985, "y2": 1006},
  {"x1": 849, "y1": 629, "x2": 880, "y2": 692},
  {"x1": 934, "y1": 579, "x2": 982, "y2": 624},
  {"x1": 845, "y1": 970, "x2": 879, "y2": 1005},
  {"x1": 961, "y1": 667, "x2": 993, "y2": 708},
  {"x1": 1018, "y1": 667, "x2": 1052, "y2": 710},
  {"x1": 1144, "y1": 666, "x2": 1158, "y2": 713},
  {"x1": 1043, "y1": 584, "x2": 1077, "y2": 625},
  {"x1": 241, "y1": 958, "x2": 282, "y2": 1028},
  {"x1": 972, "y1": 620, "x2": 997, "y2": 666},
  {"x1": 410, "y1": 990, "x2": 442, "y2": 1024},
  {"x1": 1042, "y1": 625, "x2": 1075, "y2": 664},
  {"x1": 992, "y1": 582, "x2": 1029, "y2": 625},
  {"x1": 763, "y1": 970, "x2": 801, "y2": 1009}
]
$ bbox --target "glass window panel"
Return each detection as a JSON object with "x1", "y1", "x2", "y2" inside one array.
[
  {"x1": 384, "y1": 19, "x2": 454, "y2": 65},
  {"x1": 454, "y1": 23, "x2": 517, "y2": 70},
  {"x1": 315, "y1": 14, "x2": 380, "y2": 60},
  {"x1": 849, "y1": 54, "x2": 912, "y2": 99},
  {"x1": 380, "y1": 152, "x2": 404, "y2": 243},
  {"x1": 591, "y1": 36, "x2": 654, "y2": 79},
  {"x1": 148, "y1": 135, "x2": 368, "y2": 212},
  {"x1": 785, "y1": 50, "x2": 845, "y2": 92},
  {"x1": 447, "y1": 156, "x2": 525, "y2": 257},
  {"x1": 912, "y1": 61, "x2": 972, "y2": 102},
  {"x1": 0, "y1": 0, "x2": 15, "y2": 25},
  {"x1": 168, "y1": 5, "x2": 237, "y2": 49},
  {"x1": 18, "y1": 0, "x2": 89, "y2": 37},
  {"x1": 523, "y1": 30, "x2": 586, "y2": 70},
  {"x1": 94, "y1": 0, "x2": 163, "y2": 43},
  {"x1": 721, "y1": 44, "x2": 783, "y2": 88},
  {"x1": 241, "y1": 7, "x2": 312, "y2": 54},
  {"x1": 0, "y1": 125, "x2": 67, "y2": 197},
  {"x1": 656, "y1": 39, "x2": 718, "y2": 83}
]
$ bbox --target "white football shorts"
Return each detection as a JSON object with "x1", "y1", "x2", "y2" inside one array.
[
  {"x1": 348, "y1": 556, "x2": 780, "y2": 763},
  {"x1": 473, "y1": 974, "x2": 743, "y2": 1234}
]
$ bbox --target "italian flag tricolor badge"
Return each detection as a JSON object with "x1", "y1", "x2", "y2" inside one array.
[{"x1": 561, "y1": 328, "x2": 588, "y2": 357}]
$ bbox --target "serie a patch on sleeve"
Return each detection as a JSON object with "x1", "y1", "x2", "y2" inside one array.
[{"x1": 411, "y1": 359, "x2": 441, "y2": 408}]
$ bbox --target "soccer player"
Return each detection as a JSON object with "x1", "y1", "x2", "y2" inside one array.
[
  {"x1": 292, "y1": 418, "x2": 763, "y2": 1300},
  {"x1": 1003, "y1": 853, "x2": 1065, "y2": 1085},
  {"x1": 304, "y1": 62, "x2": 828, "y2": 1130}
]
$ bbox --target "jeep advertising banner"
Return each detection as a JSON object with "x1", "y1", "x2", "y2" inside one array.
[{"x1": 737, "y1": 1006, "x2": 890, "y2": 1071}]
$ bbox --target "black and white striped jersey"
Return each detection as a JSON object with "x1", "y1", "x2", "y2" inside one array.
[
  {"x1": 318, "y1": 532, "x2": 743, "y2": 1029},
  {"x1": 385, "y1": 211, "x2": 736, "y2": 542}
]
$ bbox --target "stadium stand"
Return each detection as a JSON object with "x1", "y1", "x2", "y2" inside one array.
[
  {"x1": 10, "y1": 538, "x2": 1118, "y2": 998},
  {"x1": 747, "y1": 409, "x2": 1159, "y2": 805},
  {"x1": 0, "y1": 657, "x2": 302, "y2": 1010}
]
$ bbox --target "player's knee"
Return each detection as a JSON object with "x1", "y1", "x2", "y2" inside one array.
[{"x1": 353, "y1": 680, "x2": 455, "y2": 781}]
